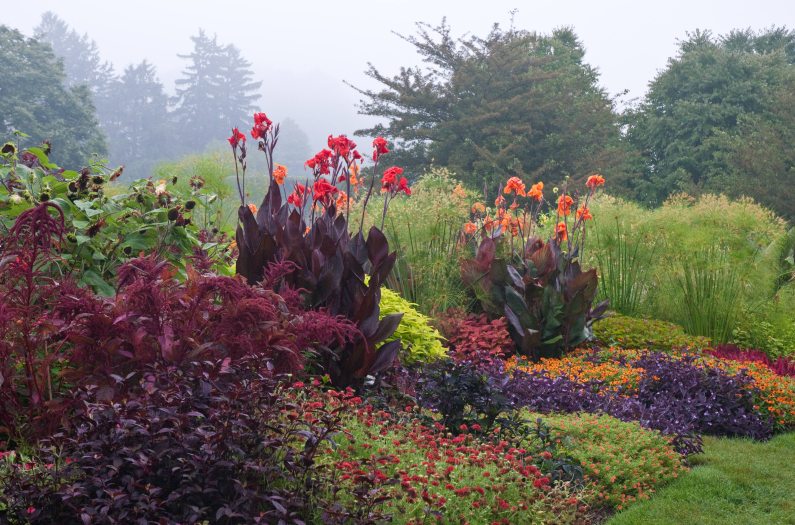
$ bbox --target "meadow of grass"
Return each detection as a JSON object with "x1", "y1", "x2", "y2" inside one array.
[{"x1": 607, "y1": 433, "x2": 795, "y2": 525}]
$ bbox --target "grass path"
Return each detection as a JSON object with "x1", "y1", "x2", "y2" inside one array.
[{"x1": 607, "y1": 432, "x2": 795, "y2": 525}]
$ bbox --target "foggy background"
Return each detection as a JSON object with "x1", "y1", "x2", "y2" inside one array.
[{"x1": 4, "y1": 0, "x2": 793, "y2": 148}]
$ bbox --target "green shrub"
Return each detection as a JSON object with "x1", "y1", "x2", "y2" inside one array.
[
  {"x1": 731, "y1": 297, "x2": 795, "y2": 358},
  {"x1": 0, "y1": 145, "x2": 233, "y2": 295},
  {"x1": 379, "y1": 286, "x2": 447, "y2": 364},
  {"x1": 593, "y1": 314, "x2": 711, "y2": 351},
  {"x1": 529, "y1": 412, "x2": 685, "y2": 510}
]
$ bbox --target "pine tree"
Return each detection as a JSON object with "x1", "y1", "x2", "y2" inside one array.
[
  {"x1": 103, "y1": 61, "x2": 174, "y2": 178},
  {"x1": 174, "y1": 30, "x2": 262, "y2": 149},
  {"x1": 34, "y1": 12, "x2": 116, "y2": 126}
]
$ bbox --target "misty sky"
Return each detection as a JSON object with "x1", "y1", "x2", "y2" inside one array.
[{"x1": 4, "y1": 0, "x2": 794, "y2": 148}]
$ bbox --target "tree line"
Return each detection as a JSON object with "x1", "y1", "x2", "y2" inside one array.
[
  {"x1": 2, "y1": 14, "x2": 794, "y2": 219},
  {"x1": 0, "y1": 13, "x2": 312, "y2": 180},
  {"x1": 353, "y1": 20, "x2": 795, "y2": 219}
]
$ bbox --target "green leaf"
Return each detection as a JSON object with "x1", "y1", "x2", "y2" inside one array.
[{"x1": 80, "y1": 270, "x2": 115, "y2": 297}]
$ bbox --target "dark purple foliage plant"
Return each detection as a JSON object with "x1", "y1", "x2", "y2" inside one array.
[
  {"x1": 229, "y1": 115, "x2": 408, "y2": 388},
  {"x1": 0, "y1": 360, "x2": 391, "y2": 524}
]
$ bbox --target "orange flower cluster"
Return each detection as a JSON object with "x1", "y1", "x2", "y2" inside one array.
[
  {"x1": 273, "y1": 164, "x2": 288, "y2": 185},
  {"x1": 586, "y1": 174, "x2": 605, "y2": 189},
  {"x1": 557, "y1": 195, "x2": 574, "y2": 216},
  {"x1": 503, "y1": 177, "x2": 526, "y2": 196},
  {"x1": 506, "y1": 353, "x2": 644, "y2": 392},
  {"x1": 506, "y1": 346, "x2": 795, "y2": 430}
]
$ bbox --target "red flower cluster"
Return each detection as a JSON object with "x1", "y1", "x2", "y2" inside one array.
[
  {"x1": 287, "y1": 183, "x2": 308, "y2": 208},
  {"x1": 313, "y1": 178, "x2": 339, "y2": 204},
  {"x1": 327, "y1": 134, "x2": 361, "y2": 161},
  {"x1": 381, "y1": 166, "x2": 411, "y2": 195},
  {"x1": 227, "y1": 128, "x2": 246, "y2": 148},
  {"x1": 305, "y1": 149, "x2": 333, "y2": 176},
  {"x1": 251, "y1": 112, "x2": 272, "y2": 140},
  {"x1": 372, "y1": 136, "x2": 389, "y2": 161}
]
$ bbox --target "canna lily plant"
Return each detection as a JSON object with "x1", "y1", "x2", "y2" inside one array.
[
  {"x1": 228, "y1": 113, "x2": 411, "y2": 388},
  {"x1": 461, "y1": 175, "x2": 609, "y2": 361}
]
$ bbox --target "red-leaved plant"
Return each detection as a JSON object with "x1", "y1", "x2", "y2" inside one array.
[
  {"x1": 435, "y1": 310, "x2": 513, "y2": 369},
  {"x1": 0, "y1": 203, "x2": 73, "y2": 440},
  {"x1": 228, "y1": 114, "x2": 411, "y2": 387},
  {"x1": 707, "y1": 344, "x2": 795, "y2": 377},
  {"x1": 0, "y1": 203, "x2": 363, "y2": 442}
]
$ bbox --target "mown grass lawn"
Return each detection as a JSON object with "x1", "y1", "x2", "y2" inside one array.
[{"x1": 607, "y1": 432, "x2": 795, "y2": 525}]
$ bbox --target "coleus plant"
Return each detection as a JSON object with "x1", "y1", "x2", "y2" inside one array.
[
  {"x1": 228, "y1": 115, "x2": 411, "y2": 387},
  {"x1": 461, "y1": 176, "x2": 609, "y2": 360}
]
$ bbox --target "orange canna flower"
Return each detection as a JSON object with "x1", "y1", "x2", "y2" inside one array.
[
  {"x1": 586, "y1": 174, "x2": 605, "y2": 189},
  {"x1": 494, "y1": 195, "x2": 506, "y2": 207},
  {"x1": 503, "y1": 177, "x2": 526, "y2": 196},
  {"x1": 471, "y1": 202, "x2": 486, "y2": 214},
  {"x1": 557, "y1": 195, "x2": 574, "y2": 216},
  {"x1": 273, "y1": 164, "x2": 288, "y2": 185},
  {"x1": 348, "y1": 164, "x2": 360, "y2": 186},
  {"x1": 576, "y1": 205, "x2": 593, "y2": 221},
  {"x1": 248, "y1": 203, "x2": 258, "y2": 214},
  {"x1": 464, "y1": 222, "x2": 478, "y2": 235},
  {"x1": 453, "y1": 184, "x2": 467, "y2": 199},
  {"x1": 527, "y1": 182, "x2": 544, "y2": 201},
  {"x1": 336, "y1": 191, "x2": 349, "y2": 211},
  {"x1": 556, "y1": 221, "x2": 568, "y2": 241}
]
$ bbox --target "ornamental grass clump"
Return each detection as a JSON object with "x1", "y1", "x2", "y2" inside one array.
[
  {"x1": 461, "y1": 174, "x2": 609, "y2": 361},
  {"x1": 228, "y1": 114, "x2": 411, "y2": 387}
]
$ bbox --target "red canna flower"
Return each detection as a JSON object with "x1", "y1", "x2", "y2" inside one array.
[
  {"x1": 228, "y1": 128, "x2": 246, "y2": 147},
  {"x1": 305, "y1": 149, "x2": 333, "y2": 175},
  {"x1": 287, "y1": 183, "x2": 307, "y2": 207},
  {"x1": 328, "y1": 134, "x2": 357, "y2": 158},
  {"x1": 381, "y1": 166, "x2": 404, "y2": 192},
  {"x1": 397, "y1": 176, "x2": 411, "y2": 196},
  {"x1": 372, "y1": 136, "x2": 389, "y2": 160},
  {"x1": 251, "y1": 112, "x2": 272, "y2": 140},
  {"x1": 313, "y1": 178, "x2": 339, "y2": 203}
]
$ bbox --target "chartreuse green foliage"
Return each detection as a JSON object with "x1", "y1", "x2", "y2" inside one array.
[
  {"x1": 378, "y1": 286, "x2": 446, "y2": 364},
  {"x1": 607, "y1": 433, "x2": 795, "y2": 525},
  {"x1": 529, "y1": 412, "x2": 684, "y2": 511},
  {"x1": 593, "y1": 315, "x2": 711, "y2": 351}
]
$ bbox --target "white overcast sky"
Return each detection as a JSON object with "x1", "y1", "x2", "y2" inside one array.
[{"x1": 4, "y1": 0, "x2": 794, "y2": 147}]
